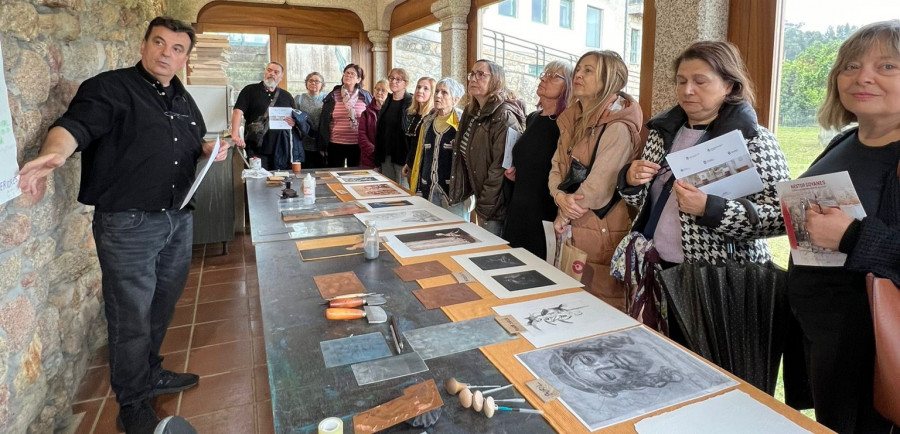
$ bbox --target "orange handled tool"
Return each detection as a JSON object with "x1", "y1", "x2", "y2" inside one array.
[
  {"x1": 325, "y1": 308, "x2": 365, "y2": 320},
  {"x1": 328, "y1": 298, "x2": 364, "y2": 308}
]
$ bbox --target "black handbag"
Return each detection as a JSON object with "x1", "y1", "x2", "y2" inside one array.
[
  {"x1": 245, "y1": 89, "x2": 280, "y2": 145},
  {"x1": 557, "y1": 124, "x2": 607, "y2": 193}
]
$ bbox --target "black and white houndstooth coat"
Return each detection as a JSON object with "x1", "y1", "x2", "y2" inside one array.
[{"x1": 616, "y1": 102, "x2": 790, "y2": 265}]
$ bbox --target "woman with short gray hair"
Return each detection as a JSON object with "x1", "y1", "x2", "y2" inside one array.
[{"x1": 408, "y1": 77, "x2": 471, "y2": 220}]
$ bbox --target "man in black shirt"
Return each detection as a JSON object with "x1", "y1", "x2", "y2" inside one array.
[
  {"x1": 231, "y1": 61, "x2": 296, "y2": 170},
  {"x1": 18, "y1": 17, "x2": 228, "y2": 434}
]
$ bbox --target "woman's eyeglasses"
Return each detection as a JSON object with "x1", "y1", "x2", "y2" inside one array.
[
  {"x1": 388, "y1": 77, "x2": 406, "y2": 83},
  {"x1": 306, "y1": 79, "x2": 322, "y2": 84},
  {"x1": 539, "y1": 71, "x2": 565, "y2": 81},
  {"x1": 467, "y1": 71, "x2": 492, "y2": 81}
]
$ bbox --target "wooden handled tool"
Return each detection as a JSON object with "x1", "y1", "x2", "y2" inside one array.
[{"x1": 324, "y1": 306, "x2": 387, "y2": 323}]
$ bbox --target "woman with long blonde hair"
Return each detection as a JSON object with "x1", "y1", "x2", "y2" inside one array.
[{"x1": 548, "y1": 51, "x2": 643, "y2": 308}]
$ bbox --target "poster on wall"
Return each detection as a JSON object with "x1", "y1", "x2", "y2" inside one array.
[{"x1": 0, "y1": 41, "x2": 23, "y2": 205}]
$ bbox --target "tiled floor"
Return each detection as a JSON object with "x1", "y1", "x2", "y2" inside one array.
[{"x1": 71, "y1": 233, "x2": 274, "y2": 434}]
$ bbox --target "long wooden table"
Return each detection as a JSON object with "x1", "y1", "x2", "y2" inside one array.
[{"x1": 248, "y1": 175, "x2": 830, "y2": 433}]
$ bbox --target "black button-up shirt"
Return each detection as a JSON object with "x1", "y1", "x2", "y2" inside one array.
[{"x1": 53, "y1": 62, "x2": 207, "y2": 212}]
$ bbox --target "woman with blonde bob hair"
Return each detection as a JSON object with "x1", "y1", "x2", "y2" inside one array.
[
  {"x1": 449, "y1": 59, "x2": 526, "y2": 235},
  {"x1": 547, "y1": 51, "x2": 643, "y2": 307},
  {"x1": 787, "y1": 20, "x2": 900, "y2": 434}
]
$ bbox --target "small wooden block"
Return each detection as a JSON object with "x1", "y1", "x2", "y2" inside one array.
[
  {"x1": 494, "y1": 315, "x2": 527, "y2": 334},
  {"x1": 267, "y1": 176, "x2": 285, "y2": 181},
  {"x1": 526, "y1": 378, "x2": 560, "y2": 403},
  {"x1": 452, "y1": 271, "x2": 475, "y2": 283}
]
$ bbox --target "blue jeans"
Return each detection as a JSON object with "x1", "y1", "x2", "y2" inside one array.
[
  {"x1": 93, "y1": 209, "x2": 193, "y2": 406},
  {"x1": 428, "y1": 190, "x2": 470, "y2": 222},
  {"x1": 477, "y1": 217, "x2": 503, "y2": 237}
]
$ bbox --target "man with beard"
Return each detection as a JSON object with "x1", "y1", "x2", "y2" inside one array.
[{"x1": 232, "y1": 61, "x2": 296, "y2": 170}]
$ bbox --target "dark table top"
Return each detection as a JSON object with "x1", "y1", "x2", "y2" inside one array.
[{"x1": 255, "y1": 239, "x2": 553, "y2": 434}]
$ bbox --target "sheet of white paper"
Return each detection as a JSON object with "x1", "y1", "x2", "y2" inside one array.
[
  {"x1": 268, "y1": 107, "x2": 292, "y2": 130},
  {"x1": 775, "y1": 171, "x2": 865, "y2": 266},
  {"x1": 492, "y1": 291, "x2": 639, "y2": 347},
  {"x1": 357, "y1": 195, "x2": 432, "y2": 212},
  {"x1": 665, "y1": 129, "x2": 764, "y2": 200},
  {"x1": 383, "y1": 222, "x2": 508, "y2": 258},
  {"x1": 354, "y1": 205, "x2": 463, "y2": 231},
  {"x1": 453, "y1": 247, "x2": 584, "y2": 299},
  {"x1": 542, "y1": 220, "x2": 556, "y2": 263},
  {"x1": 501, "y1": 131, "x2": 516, "y2": 169},
  {"x1": 180, "y1": 136, "x2": 220, "y2": 210},
  {"x1": 0, "y1": 42, "x2": 23, "y2": 206},
  {"x1": 634, "y1": 390, "x2": 811, "y2": 434}
]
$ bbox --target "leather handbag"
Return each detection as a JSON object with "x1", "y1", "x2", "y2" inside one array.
[
  {"x1": 245, "y1": 89, "x2": 281, "y2": 145},
  {"x1": 866, "y1": 273, "x2": 900, "y2": 425},
  {"x1": 557, "y1": 124, "x2": 607, "y2": 194}
]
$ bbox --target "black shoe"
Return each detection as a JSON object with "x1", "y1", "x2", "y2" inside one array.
[
  {"x1": 149, "y1": 370, "x2": 200, "y2": 397},
  {"x1": 117, "y1": 400, "x2": 160, "y2": 434},
  {"x1": 154, "y1": 415, "x2": 198, "y2": 434}
]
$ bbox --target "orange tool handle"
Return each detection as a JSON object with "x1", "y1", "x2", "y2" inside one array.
[
  {"x1": 329, "y1": 298, "x2": 364, "y2": 308},
  {"x1": 325, "y1": 308, "x2": 365, "y2": 320}
]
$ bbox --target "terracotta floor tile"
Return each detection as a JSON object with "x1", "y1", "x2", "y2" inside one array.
[
  {"x1": 190, "y1": 255, "x2": 203, "y2": 272},
  {"x1": 244, "y1": 265, "x2": 259, "y2": 281},
  {"x1": 72, "y1": 398, "x2": 103, "y2": 434},
  {"x1": 253, "y1": 365, "x2": 271, "y2": 402},
  {"x1": 74, "y1": 366, "x2": 110, "y2": 402},
  {"x1": 162, "y1": 351, "x2": 189, "y2": 373},
  {"x1": 246, "y1": 280, "x2": 259, "y2": 297},
  {"x1": 169, "y1": 305, "x2": 195, "y2": 328},
  {"x1": 251, "y1": 339, "x2": 267, "y2": 367},
  {"x1": 201, "y1": 267, "x2": 246, "y2": 285},
  {"x1": 175, "y1": 286, "x2": 198, "y2": 307},
  {"x1": 249, "y1": 297, "x2": 262, "y2": 319},
  {"x1": 89, "y1": 345, "x2": 109, "y2": 368},
  {"x1": 153, "y1": 393, "x2": 181, "y2": 418},
  {"x1": 94, "y1": 397, "x2": 121, "y2": 434},
  {"x1": 160, "y1": 326, "x2": 191, "y2": 355},
  {"x1": 202, "y1": 252, "x2": 245, "y2": 271},
  {"x1": 191, "y1": 318, "x2": 251, "y2": 348},
  {"x1": 185, "y1": 273, "x2": 200, "y2": 289},
  {"x1": 195, "y1": 298, "x2": 250, "y2": 324},
  {"x1": 249, "y1": 317, "x2": 264, "y2": 338},
  {"x1": 179, "y1": 369, "x2": 253, "y2": 417},
  {"x1": 197, "y1": 281, "x2": 248, "y2": 303},
  {"x1": 188, "y1": 341, "x2": 253, "y2": 376},
  {"x1": 187, "y1": 403, "x2": 256, "y2": 434},
  {"x1": 256, "y1": 401, "x2": 275, "y2": 434}
]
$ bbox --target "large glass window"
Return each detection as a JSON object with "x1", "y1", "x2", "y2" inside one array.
[
  {"x1": 391, "y1": 23, "x2": 442, "y2": 91},
  {"x1": 531, "y1": 0, "x2": 547, "y2": 24},
  {"x1": 284, "y1": 43, "x2": 351, "y2": 97},
  {"x1": 498, "y1": 0, "x2": 517, "y2": 17},
  {"x1": 205, "y1": 32, "x2": 270, "y2": 96},
  {"x1": 479, "y1": 1, "x2": 642, "y2": 109},
  {"x1": 559, "y1": 0, "x2": 573, "y2": 29},
  {"x1": 586, "y1": 7, "x2": 603, "y2": 48},
  {"x1": 629, "y1": 28, "x2": 641, "y2": 64}
]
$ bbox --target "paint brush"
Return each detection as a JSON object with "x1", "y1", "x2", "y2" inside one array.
[
  {"x1": 483, "y1": 397, "x2": 543, "y2": 418},
  {"x1": 443, "y1": 378, "x2": 504, "y2": 395}
]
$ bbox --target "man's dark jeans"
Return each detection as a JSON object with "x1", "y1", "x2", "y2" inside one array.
[{"x1": 93, "y1": 209, "x2": 193, "y2": 406}]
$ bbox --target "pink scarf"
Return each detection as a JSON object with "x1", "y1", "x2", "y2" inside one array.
[{"x1": 342, "y1": 87, "x2": 360, "y2": 129}]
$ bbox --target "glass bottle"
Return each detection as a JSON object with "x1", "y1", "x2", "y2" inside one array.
[{"x1": 363, "y1": 221, "x2": 379, "y2": 260}]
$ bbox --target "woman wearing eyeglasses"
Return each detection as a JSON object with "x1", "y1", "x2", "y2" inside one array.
[
  {"x1": 318, "y1": 64, "x2": 373, "y2": 167},
  {"x1": 547, "y1": 51, "x2": 643, "y2": 308},
  {"x1": 502, "y1": 60, "x2": 573, "y2": 259},
  {"x1": 296, "y1": 72, "x2": 326, "y2": 168},
  {"x1": 450, "y1": 59, "x2": 526, "y2": 236},
  {"x1": 375, "y1": 68, "x2": 413, "y2": 186}
]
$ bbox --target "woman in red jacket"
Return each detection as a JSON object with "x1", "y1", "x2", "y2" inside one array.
[{"x1": 358, "y1": 79, "x2": 389, "y2": 168}]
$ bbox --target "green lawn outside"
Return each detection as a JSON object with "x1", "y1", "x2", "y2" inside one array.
[
  {"x1": 767, "y1": 126, "x2": 825, "y2": 269},
  {"x1": 768, "y1": 126, "x2": 822, "y2": 420}
]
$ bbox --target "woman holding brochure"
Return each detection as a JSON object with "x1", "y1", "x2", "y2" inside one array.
[
  {"x1": 612, "y1": 41, "x2": 790, "y2": 337},
  {"x1": 546, "y1": 51, "x2": 642, "y2": 308},
  {"x1": 787, "y1": 21, "x2": 900, "y2": 434}
]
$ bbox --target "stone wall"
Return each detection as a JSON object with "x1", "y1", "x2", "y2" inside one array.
[{"x1": 0, "y1": 0, "x2": 163, "y2": 431}]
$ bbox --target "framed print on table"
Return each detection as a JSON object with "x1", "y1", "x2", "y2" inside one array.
[
  {"x1": 452, "y1": 248, "x2": 583, "y2": 299},
  {"x1": 382, "y1": 223, "x2": 507, "y2": 258},
  {"x1": 343, "y1": 182, "x2": 409, "y2": 200}
]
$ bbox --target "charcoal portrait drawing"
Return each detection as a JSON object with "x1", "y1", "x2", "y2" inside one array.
[{"x1": 516, "y1": 327, "x2": 736, "y2": 430}]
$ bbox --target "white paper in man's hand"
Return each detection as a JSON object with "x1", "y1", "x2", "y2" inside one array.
[
  {"x1": 180, "y1": 135, "x2": 220, "y2": 210},
  {"x1": 268, "y1": 107, "x2": 292, "y2": 130}
]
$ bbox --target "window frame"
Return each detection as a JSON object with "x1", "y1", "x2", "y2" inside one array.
[
  {"x1": 586, "y1": 6, "x2": 603, "y2": 48},
  {"x1": 559, "y1": 0, "x2": 573, "y2": 29},
  {"x1": 531, "y1": 0, "x2": 548, "y2": 24},
  {"x1": 498, "y1": 0, "x2": 518, "y2": 17}
]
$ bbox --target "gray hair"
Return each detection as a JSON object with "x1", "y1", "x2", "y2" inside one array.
[{"x1": 436, "y1": 77, "x2": 465, "y2": 100}]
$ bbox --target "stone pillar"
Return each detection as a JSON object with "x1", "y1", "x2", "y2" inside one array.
[
  {"x1": 650, "y1": 0, "x2": 729, "y2": 115},
  {"x1": 431, "y1": 0, "x2": 470, "y2": 82},
  {"x1": 368, "y1": 30, "x2": 390, "y2": 84}
]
